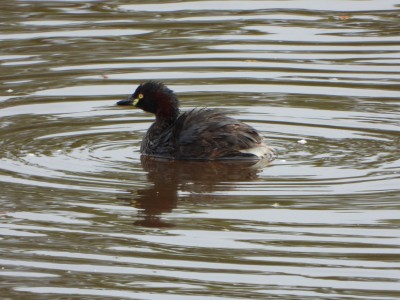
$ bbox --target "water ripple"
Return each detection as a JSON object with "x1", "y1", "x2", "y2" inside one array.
[{"x1": 1, "y1": 1, "x2": 400, "y2": 299}]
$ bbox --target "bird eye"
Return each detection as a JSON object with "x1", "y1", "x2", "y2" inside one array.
[{"x1": 138, "y1": 93, "x2": 144, "y2": 99}]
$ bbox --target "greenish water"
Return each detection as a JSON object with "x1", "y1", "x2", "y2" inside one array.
[{"x1": 1, "y1": 1, "x2": 400, "y2": 299}]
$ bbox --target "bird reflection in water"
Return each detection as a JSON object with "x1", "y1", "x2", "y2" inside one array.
[{"x1": 118, "y1": 156, "x2": 271, "y2": 227}]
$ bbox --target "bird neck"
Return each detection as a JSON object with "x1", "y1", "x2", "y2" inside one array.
[
  {"x1": 155, "y1": 105, "x2": 180, "y2": 124},
  {"x1": 152, "y1": 109, "x2": 177, "y2": 133}
]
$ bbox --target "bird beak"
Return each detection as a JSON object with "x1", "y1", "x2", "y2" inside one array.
[{"x1": 117, "y1": 96, "x2": 139, "y2": 106}]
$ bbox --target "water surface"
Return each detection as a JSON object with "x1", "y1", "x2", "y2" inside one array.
[{"x1": 1, "y1": 0, "x2": 400, "y2": 299}]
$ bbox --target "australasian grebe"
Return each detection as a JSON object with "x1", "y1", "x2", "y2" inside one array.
[{"x1": 117, "y1": 81, "x2": 275, "y2": 161}]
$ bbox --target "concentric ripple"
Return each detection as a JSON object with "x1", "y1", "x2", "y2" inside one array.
[
  {"x1": 0, "y1": 95, "x2": 399, "y2": 197},
  {"x1": 0, "y1": 104, "x2": 147, "y2": 192},
  {"x1": 1, "y1": 0, "x2": 400, "y2": 299}
]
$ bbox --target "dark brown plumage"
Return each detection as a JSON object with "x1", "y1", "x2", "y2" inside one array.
[{"x1": 117, "y1": 81, "x2": 275, "y2": 161}]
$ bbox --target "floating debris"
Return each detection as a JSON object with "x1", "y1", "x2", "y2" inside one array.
[{"x1": 297, "y1": 139, "x2": 307, "y2": 144}]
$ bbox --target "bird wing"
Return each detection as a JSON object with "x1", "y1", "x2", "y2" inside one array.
[{"x1": 173, "y1": 108, "x2": 263, "y2": 160}]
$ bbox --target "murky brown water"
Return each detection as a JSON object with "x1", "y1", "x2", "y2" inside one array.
[{"x1": 1, "y1": 0, "x2": 400, "y2": 299}]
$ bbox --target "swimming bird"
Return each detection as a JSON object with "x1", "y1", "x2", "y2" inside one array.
[{"x1": 117, "y1": 81, "x2": 275, "y2": 161}]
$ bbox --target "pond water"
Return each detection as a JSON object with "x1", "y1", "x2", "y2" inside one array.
[{"x1": 1, "y1": 0, "x2": 400, "y2": 299}]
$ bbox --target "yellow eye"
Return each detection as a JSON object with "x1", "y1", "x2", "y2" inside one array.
[{"x1": 138, "y1": 93, "x2": 144, "y2": 99}]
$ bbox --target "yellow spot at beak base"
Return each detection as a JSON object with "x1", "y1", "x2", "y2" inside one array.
[{"x1": 132, "y1": 98, "x2": 139, "y2": 106}]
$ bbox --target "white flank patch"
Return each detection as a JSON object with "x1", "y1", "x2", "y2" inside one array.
[{"x1": 239, "y1": 144, "x2": 274, "y2": 159}]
